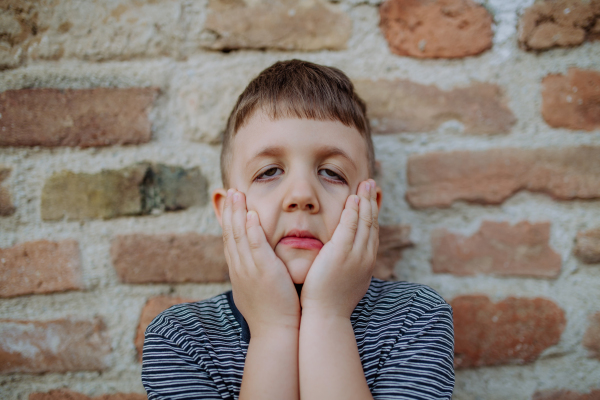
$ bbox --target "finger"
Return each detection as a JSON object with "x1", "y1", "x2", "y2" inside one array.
[
  {"x1": 329, "y1": 194, "x2": 360, "y2": 253},
  {"x1": 231, "y1": 191, "x2": 257, "y2": 271},
  {"x1": 246, "y1": 210, "x2": 281, "y2": 271},
  {"x1": 222, "y1": 189, "x2": 242, "y2": 271},
  {"x1": 367, "y1": 179, "x2": 380, "y2": 256},
  {"x1": 354, "y1": 180, "x2": 373, "y2": 249}
]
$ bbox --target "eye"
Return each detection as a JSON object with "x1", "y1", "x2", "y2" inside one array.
[
  {"x1": 256, "y1": 167, "x2": 283, "y2": 181},
  {"x1": 318, "y1": 168, "x2": 347, "y2": 184}
]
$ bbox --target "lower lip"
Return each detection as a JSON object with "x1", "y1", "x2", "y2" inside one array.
[{"x1": 279, "y1": 237, "x2": 323, "y2": 250}]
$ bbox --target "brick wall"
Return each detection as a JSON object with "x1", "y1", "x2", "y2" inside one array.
[{"x1": 1, "y1": 0, "x2": 599, "y2": 399}]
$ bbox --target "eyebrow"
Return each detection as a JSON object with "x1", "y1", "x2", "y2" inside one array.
[{"x1": 245, "y1": 145, "x2": 357, "y2": 172}]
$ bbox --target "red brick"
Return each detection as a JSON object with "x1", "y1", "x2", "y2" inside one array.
[
  {"x1": 379, "y1": 0, "x2": 493, "y2": 59},
  {"x1": 583, "y1": 311, "x2": 600, "y2": 360},
  {"x1": 0, "y1": 318, "x2": 111, "y2": 373},
  {"x1": 0, "y1": 240, "x2": 83, "y2": 298},
  {"x1": 542, "y1": 68, "x2": 600, "y2": 131},
  {"x1": 0, "y1": 88, "x2": 157, "y2": 147},
  {"x1": 204, "y1": 0, "x2": 351, "y2": 51},
  {"x1": 452, "y1": 295, "x2": 566, "y2": 368},
  {"x1": 0, "y1": 166, "x2": 15, "y2": 216},
  {"x1": 518, "y1": 0, "x2": 600, "y2": 51},
  {"x1": 111, "y1": 233, "x2": 228, "y2": 284},
  {"x1": 432, "y1": 221, "x2": 561, "y2": 278},
  {"x1": 406, "y1": 146, "x2": 600, "y2": 208},
  {"x1": 354, "y1": 80, "x2": 515, "y2": 135},
  {"x1": 533, "y1": 389, "x2": 600, "y2": 400},
  {"x1": 575, "y1": 228, "x2": 600, "y2": 264},
  {"x1": 135, "y1": 296, "x2": 196, "y2": 361},
  {"x1": 374, "y1": 225, "x2": 412, "y2": 280},
  {"x1": 29, "y1": 389, "x2": 147, "y2": 400}
]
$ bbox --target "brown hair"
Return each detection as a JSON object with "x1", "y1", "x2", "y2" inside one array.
[{"x1": 220, "y1": 59, "x2": 374, "y2": 187}]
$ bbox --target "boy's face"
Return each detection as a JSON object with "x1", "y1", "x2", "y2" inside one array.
[{"x1": 213, "y1": 110, "x2": 380, "y2": 284}]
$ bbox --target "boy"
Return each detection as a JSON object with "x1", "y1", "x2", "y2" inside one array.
[{"x1": 142, "y1": 60, "x2": 454, "y2": 400}]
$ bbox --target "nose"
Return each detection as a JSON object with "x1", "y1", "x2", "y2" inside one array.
[{"x1": 282, "y1": 175, "x2": 320, "y2": 213}]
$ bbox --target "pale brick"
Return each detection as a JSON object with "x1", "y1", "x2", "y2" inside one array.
[
  {"x1": 406, "y1": 146, "x2": 600, "y2": 208},
  {"x1": 111, "y1": 233, "x2": 228, "y2": 284},
  {"x1": 0, "y1": 166, "x2": 15, "y2": 216},
  {"x1": 575, "y1": 228, "x2": 600, "y2": 264},
  {"x1": 29, "y1": 389, "x2": 147, "y2": 400},
  {"x1": 542, "y1": 68, "x2": 600, "y2": 131},
  {"x1": 533, "y1": 389, "x2": 600, "y2": 400},
  {"x1": 0, "y1": 240, "x2": 83, "y2": 298},
  {"x1": 41, "y1": 163, "x2": 208, "y2": 221},
  {"x1": 203, "y1": 0, "x2": 351, "y2": 51},
  {"x1": 0, "y1": 88, "x2": 157, "y2": 147},
  {"x1": 135, "y1": 296, "x2": 196, "y2": 361},
  {"x1": 432, "y1": 221, "x2": 561, "y2": 278},
  {"x1": 518, "y1": 0, "x2": 600, "y2": 51},
  {"x1": 354, "y1": 80, "x2": 515, "y2": 135},
  {"x1": 452, "y1": 295, "x2": 566, "y2": 368},
  {"x1": 0, "y1": 318, "x2": 111, "y2": 373},
  {"x1": 0, "y1": 0, "x2": 36, "y2": 69},
  {"x1": 379, "y1": 0, "x2": 493, "y2": 58},
  {"x1": 373, "y1": 225, "x2": 412, "y2": 280},
  {"x1": 583, "y1": 311, "x2": 600, "y2": 360}
]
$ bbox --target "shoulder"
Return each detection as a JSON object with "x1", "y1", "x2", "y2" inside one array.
[
  {"x1": 363, "y1": 278, "x2": 449, "y2": 310},
  {"x1": 145, "y1": 292, "x2": 237, "y2": 341}
]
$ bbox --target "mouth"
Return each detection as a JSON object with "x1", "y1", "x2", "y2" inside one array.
[{"x1": 278, "y1": 229, "x2": 323, "y2": 250}]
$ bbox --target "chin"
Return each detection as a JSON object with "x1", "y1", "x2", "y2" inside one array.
[{"x1": 275, "y1": 247, "x2": 317, "y2": 284}]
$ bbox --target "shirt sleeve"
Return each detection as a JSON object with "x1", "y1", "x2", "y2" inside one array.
[
  {"x1": 142, "y1": 329, "x2": 223, "y2": 400},
  {"x1": 370, "y1": 301, "x2": 455, "y2": 400}
]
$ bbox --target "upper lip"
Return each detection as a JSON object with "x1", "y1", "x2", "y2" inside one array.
[{"x1": 282, "y1": 229, "x2": 320, "y2": 241}]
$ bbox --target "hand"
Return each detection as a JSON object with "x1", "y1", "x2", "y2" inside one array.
[
  {"x1": 300, "y1": 180, "x2": 379, "y2": 319},
  {"x1": 222, "y1": 189, "x2": 301, "y2": 337}
]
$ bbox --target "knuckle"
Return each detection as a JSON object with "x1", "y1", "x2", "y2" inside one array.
[{"x1": 360, "y1": 215, "x2": 373, "y2": 228}]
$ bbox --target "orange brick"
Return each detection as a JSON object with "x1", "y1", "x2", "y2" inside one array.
[
  {"x1": 0, "y1": 240, "x2": 83, "y2": 298},
  {"x1": 452, "y1": 295, "x2": 565, "y2": 368}
]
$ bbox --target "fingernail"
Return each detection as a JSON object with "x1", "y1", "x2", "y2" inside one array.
[
  {"x1": 354, "y1": 195, "x2": 360, "y2": 204},
  {"x1": 227, "y1": 189, "x2": 233, "y2": 198},
  {"x1": 246, "y1": 211, "x2": 253, "y2": 221},
  {"x1": 233, "y1": 192, "x2": 241, "y2": 202}
]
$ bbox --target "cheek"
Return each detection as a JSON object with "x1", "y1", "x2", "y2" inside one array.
[
  {"x1": 246, "y1": 195, "x2": 279, "y2": 248},
  {"x1": 323, "y1": 193, "x2": 350, "y2": 238}
]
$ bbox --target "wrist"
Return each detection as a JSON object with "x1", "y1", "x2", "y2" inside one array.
[{"x1": 249, "y1": 321, "x2": 300, "y2": 340}]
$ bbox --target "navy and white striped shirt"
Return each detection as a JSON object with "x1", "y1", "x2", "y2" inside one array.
[{"x1": 142, "y1": 278, "x2": 455, "y2": 399}]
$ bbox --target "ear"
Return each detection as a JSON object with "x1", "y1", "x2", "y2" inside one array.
[
  {"x1": 375, "y1": 184, "x2": 383, "y2": 211},
  {"x1": 212, "y1": 188, "x2": 228, "y2": 227}
]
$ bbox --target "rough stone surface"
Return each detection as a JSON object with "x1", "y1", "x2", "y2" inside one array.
[
  {"x1": 431, "y1": 221, "x2": 561, "y2": 278},
  {"x1": 373, "y1": 225, "x2": 412, "y2": 280},
  {"x1": 583, "y1": 312, "x2": 600, "y2": 359},
  {"x1": 518, "y1": 0, "x2": 600, "y2": 51},
  {"x1": 0, "y1": 318, "x2": 111, "y2": 373},
  {"x1": 0, "y1": 0, "x2": 37, "y2": 69},
  {"x1": 0, "y1": 240, "x2": 83, "y2": 298},
  {"x1": 204, "y1": 0, "x2": 352, "y2": 51},
  {"x1": 379, "y1": 0, "x2": 493, "y2": 58},
  {"x1": 575, "y1": 228, "x2": 600, "y2": 264},
  {"x1": 0, "y1": 166, "x2": 15, "y2": 216},
  {"x1": 0, "y1": 88, "x2": 157, "y2": 147},
  {"x1": 542, "y1": 68, "x2": 600, "y2": 131},
  {"x1": 354, "y1": 79, "x2": 515, "y2": 135},
  {"x1": 532, "y1": 389, "x2": 600, "y2": 400},
  {"x1": 111, "y1": 233, "x2": 229, "y2": 284},
  {"x1": 29, "y1": 389, "x2": 147, "y2": 400},
  {"x1": 0, "y1": 0, "x2": 208, "y2": 67},
  {"x1": 135, "y1": 296, "x2": 195, "y2": 361},
  {"x1": 41, "y1": 163, "x2": 209, "y2": 221},
  {"x1": 452, "y1": 295, "x2": 566, "y2": 368},
  {"x1": 406, "y1": 146, "x2": 600, "y2": 208}
]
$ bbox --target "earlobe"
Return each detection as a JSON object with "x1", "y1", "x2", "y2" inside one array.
[{"x1": 212, "y1": 188, "x2": 228, "y2": 227}]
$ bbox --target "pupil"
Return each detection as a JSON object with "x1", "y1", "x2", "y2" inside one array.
[{"x1": 265, "y1": 168, "x2": 276, "y2": 176}]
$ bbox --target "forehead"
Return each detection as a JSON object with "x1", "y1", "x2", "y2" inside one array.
[{"x1": 230, "y1": 112, "x2": 369, "y2": 174}]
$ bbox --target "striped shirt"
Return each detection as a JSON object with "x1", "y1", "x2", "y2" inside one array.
[{"x1": 142, "y1": 278, "x2": 455, "y2": 400}]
